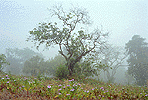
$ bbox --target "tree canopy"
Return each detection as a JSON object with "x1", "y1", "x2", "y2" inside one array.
[{"x1": 27, "y1": 5, "x2": 109, "y2": 76}]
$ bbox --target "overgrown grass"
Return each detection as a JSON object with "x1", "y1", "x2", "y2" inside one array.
[{"x1": 0, "y1": 72, "x2": 147, "y2": 100}]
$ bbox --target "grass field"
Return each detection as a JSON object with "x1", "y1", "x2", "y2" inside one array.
[{"x1": 0, "y1": 72, "x2": 147, "y2": 100}]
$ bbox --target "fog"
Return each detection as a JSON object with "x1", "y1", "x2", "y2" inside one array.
[{"x1": 0, "y1": 0, "x2": 148, "y2": 85}]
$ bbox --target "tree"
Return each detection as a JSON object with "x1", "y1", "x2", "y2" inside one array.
[
  {"x1": 27, "y1": 5, "x2": 108, "y2": 76},
  {"x1": 89, "y1": 44, "x2": 127, "y2": 83},
  {"x1": 22, "y1": 55, "x2": 46, "y2": 76},
  {"x1": 124, "y1": 71, "x2": 136, "y2": 85},
  {"x1": 125, "y1": 35, "x2": 148, "y2": 86},
  {"x1": 0, "y1": 54, "x2": 9, "y2": 72},
  {"x1": 5, "y1": 47, "x2": 43, "y2": 75}
]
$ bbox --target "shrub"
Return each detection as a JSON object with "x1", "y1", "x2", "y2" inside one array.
[
  {"x1": 54, "y1": 64, "x2": 69, "y2": 80},
  {"x1": 73, "y1": 61, "x2": 98, "y2": 79}
]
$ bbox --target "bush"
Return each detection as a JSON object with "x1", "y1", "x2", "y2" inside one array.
[
  {"x1": 73, "y1": 61, "x2": 98, "y2": 79},
  {"x1": 46, "y1": 54, "x2": 66, "y2": 75},
  {"x1": 54, "y1": 64, "x2": 69, "y2": 80}
]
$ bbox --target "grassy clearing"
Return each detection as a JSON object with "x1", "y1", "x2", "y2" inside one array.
[{"x1": 0, "y1": 72, "x2": 147, "y2": 100}]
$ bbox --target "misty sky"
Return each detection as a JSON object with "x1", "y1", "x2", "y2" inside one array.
[{"x1": 0, "y1": 0, "x2": 148, "y2": 60}]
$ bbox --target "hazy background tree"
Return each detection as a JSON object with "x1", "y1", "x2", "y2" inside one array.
[
  {"x1": 4, "y1": 47, "x2": 43, "y2": 75},
  {"x1": 0, "y1": 54, "x2": 9, "y2": 72},
  {"x1": 87, "y1": 44, "x2": 127, "y2": 83},
  {"x1": 101, "y1": 45, "x2": 127, "y2": 83},
  {"x1": 27, "y1": 5, "x2": 109, "y2": 77},
  {"x1": 125, "y1": 35, "x2": 148, "y2": 86},
  {"x1": 22, "y1": 55, "x2": 46, "y2": 76}
]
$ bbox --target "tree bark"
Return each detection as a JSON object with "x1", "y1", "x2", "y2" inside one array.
[{"x1": 68, "y1": 62, "x2": 75, "y2": 76}]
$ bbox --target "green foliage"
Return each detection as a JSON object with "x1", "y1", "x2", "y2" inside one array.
[
  {"x1": 49, "y1": 54, "x2": 99, "y2": 80},
  {"x1": 0, "y1": 54, "x2": 9, "y2": 71},
  {"x1": 73, "y1": 61, "x2": 98, "y2": 78},
  {"x1": 54, "y1": 64, "x2": 69, "y2": 80},
  {"x1": 46, "y1": 54, "x2": 66, "y2": 75},
  {"x1": 125, "y1": 35, "x2": 148, "y2": 86}
]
